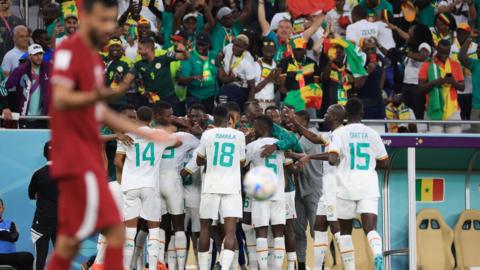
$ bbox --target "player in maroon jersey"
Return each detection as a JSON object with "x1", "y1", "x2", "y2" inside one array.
[{"x1": 46, "y1": 0, "x2": 178, "y2": 269}]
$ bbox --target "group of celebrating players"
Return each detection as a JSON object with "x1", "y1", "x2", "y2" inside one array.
[{"x1": 45, "y1": 0, "x2": 390, "y2": 269}]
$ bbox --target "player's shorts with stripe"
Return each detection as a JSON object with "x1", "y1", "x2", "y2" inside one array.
[
  {"x1": 252, "y1": 199, "x2": 286, "y2": 228},
  {"x1": 336, "y1": 197, "x2": 378, "y2": 220},
  {"x1": 185, "y1": 207, "x2": 200, "y2": 232},
  {"x1": 199, "y1": 193, "x2": 243, "y2": 220},
  {"x1": 56, "y1": 170, "x2": 121, "y2": 239},
  {"x1": 285, "y1": 191, "x2": 297, "y2": 219},
  {"x1": 159, "y1": 172, "x2": 184, "y2": 215},
  {"x1": 123, "y1": 187, "x2": 162, "y2": 222}
]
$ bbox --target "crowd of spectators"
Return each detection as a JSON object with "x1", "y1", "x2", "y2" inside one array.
[{"x1": 1, "y1": 0, "x2": 480, "y2": 133}]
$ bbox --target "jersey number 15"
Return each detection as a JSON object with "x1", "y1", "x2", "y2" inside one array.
[{"x1": 349, "y1": 142, "x2": 370, "y2": 170}]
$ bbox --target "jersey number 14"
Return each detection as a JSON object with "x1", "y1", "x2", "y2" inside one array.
[{"x1": 135, "y1": 143, "x2": 155, "y2": 167}]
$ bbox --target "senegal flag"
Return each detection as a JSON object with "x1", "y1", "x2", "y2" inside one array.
[{"x1": 416, "y1": 178, "x2": 444, "y2": 202}]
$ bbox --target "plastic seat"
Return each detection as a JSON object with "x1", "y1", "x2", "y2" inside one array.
[
  {"x1": 416, "y1": 208, "x2": 455, "y2": 270},
  {"x1": 454, "y1": 210, "x2": 480, "y2": 269}
]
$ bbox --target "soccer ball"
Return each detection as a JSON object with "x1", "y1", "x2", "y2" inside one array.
[{"x1": 244, "y1": 166, "x2": 278, "y2": 201}]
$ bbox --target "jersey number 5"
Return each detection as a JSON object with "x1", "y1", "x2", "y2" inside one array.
[
  {"x1": 213, "y1": 142, "x2": 235, "y2": 167},
  {"x1": 349, "y1": 142, "x2": 370, "y2": 170},
  {"x1": 135, "y1": 143, "x2": 155, "y2": 167},
  {"x1": 265, "y1": 154, "x2": 278, "y2": 174}
]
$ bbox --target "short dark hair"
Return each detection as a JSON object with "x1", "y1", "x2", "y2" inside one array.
[
  {"x1": 438, "y1": 39, "x2": 451, "y2": 48},
  {"x1": 43, "y1": 141, "x2": 51, "y2": 160},
  {"x1": 119, "y1": 104, "x2": 136, "y2": 113},
  {"x1": 152, "y1": 101, "x2": 172, "y2": 115},
  {"x1": 352, "y1": 5, "x2": 368, "y2": 19},
  {"x1": 83, "y1": 0, "x2": 118, "y2": 12},
  {"x1": 137, "y1": 106, "x2": 153, "y2": 122},
  {"x1": 224, "y1": 101, "x2": 241, "y2": 114},
  {"x1": 345, "y1": 97, "x2": 364, "y2": 119},
  {"x1": 188, "y1": 103, "x2": 207, "y2": 114},
  {"x1": 139, "y1": 37, "x2": 155, "y2": 49},
  {"x1": 254, "y1": 115, "x2": 273, "y2": 133},
  {"x1": 212, "y1": 105, "x2": 229, "y2": 124},
  {"x1": 243, "y1": 99, "x2": 259, "y2": 112},
  {"x1": 295, "y1": 110, "x2": 310, "y2": 123},
  {"x1": 264, "y1": 105, "x2": 279, "y2": 114},
  {"x1": 32, "y1": 29, "x2": 47, "y2": 41}
]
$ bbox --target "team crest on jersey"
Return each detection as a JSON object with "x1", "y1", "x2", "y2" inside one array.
[
  {"x1": 117, "y1": 66, "x2": 124, "y2": 72},
  {"x1": 155, "y1": 63, "x2": 162, "y2": 69}
]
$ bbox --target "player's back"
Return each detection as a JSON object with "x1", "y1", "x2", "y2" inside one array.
[
  {"x1": 121, "y1": 126, "x2": 175, "y2": 191},
  {"x1": 49, "y1": 33, "x2": 106, "y2": 178},
  {"x1": 246, "y1": 137, "x2": 286, "y2": 200},
  {"x1": 159, "y1": 131, "x2": 199, "y2": 174},
  {"x1": 330, "y1": 123, "x2": 387, "y2": 200},
  {"x1": 198, "y1": 127, "x2": 245, "y2": 194}
]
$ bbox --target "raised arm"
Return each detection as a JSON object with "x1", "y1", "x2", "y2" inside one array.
[
  {"x1": 459, "y1": 36, "x2": 473, "y2": 67},
  {"x1": 302, "y1": 13, "x2": 326, "y2": 42},
  {"x1": 148, "y1": 0, "x2": 163, "y2": 19},
  {"x1": 202, "y1": 0, "x2": 216, "y2": 32},
  {"x1": 237, "y1": 0, "x2": 253, "y2": 26},
  {"x1": 258, "y1": 0, "x2": 270, "y2": 36}
]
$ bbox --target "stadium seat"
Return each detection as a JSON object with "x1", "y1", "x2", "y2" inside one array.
[
  {"x1": 416, "y1": 208, "x2": 455, "y2": 270},
  {"x1": 453, "y1": 210, "x2": 480, "y2": 269}
]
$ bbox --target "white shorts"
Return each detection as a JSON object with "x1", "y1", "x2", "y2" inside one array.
[
  {"x1": 336, "y1": 197, "x2": 378, "y2": 220},
  {"x1": 185, "y1": 207, "x2": 200, "y2": 232},
  {"x1": 199, "y1": 193, "x2": 243, "y2": 220},
  {"x1": 243, "y1": 195, "x2": 252, "y2": 213},
  {"x1": 108, "y1": 181, "x2": 124, "y2": 219},
  {"x1": 316, "y1": 196, "x2": 337, "y2": 221},
  {"x1": 159, "y1": 173, "x2": 185, "y2": 215},
  {"x1": 252, "y1": 200, "x2": 286, "y2": 228},
  {"x1": 285, "y1": 191, "x2": 297, "y2": 220},
  {"x1": 123, "y1": 187, "x2": 161, "y2": 222}
]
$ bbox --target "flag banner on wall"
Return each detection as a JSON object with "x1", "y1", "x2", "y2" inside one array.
[{"x1": 416, "y1": 178, "x2": 444, "y2": 202}]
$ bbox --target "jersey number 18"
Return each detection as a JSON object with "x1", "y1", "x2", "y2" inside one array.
[{"x1": 212, "y1": 142, "x2": 235, "y2": 167}]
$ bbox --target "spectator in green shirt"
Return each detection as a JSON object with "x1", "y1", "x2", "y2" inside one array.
[
  {"x1": 103, "y1": 37, "x2": 132, "y2": 108},
  {"x1": 208, "y1": 0, "x2": 253, "y2": 55},
  {"x1": 122, "y1": 37, "x2": 189, "y2": 115},
  {"x1": 459, "y1": 36, "x2": 480, "y2": 132},
  {"x1": 178, "y1": 32, "x2": 218, "y2": 114},
  {"x1": 359, "y1": 0, "x2": 393, "y2": 16}
]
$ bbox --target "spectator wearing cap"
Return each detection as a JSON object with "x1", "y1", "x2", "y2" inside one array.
[
  {"x1": 178, "y1": 32, "x2": 218, "y2": 114},
  {"x1": 253, "y1": 39, "x2": 281, "y2": 112},
  {"x1": 29, "y1": 141, "x2": 58, "y2": 270},
  {"x1": 103, "y1": 37, "x2": 132, "y2": 108},
  {"x1": 122, "y1": 37, "x2": 189, "y2": 115},
  {"x1": 217, "y1": 34, "x2": 256, "y2": 109},
  {"x1": 430, "y1": 12, "x2": 457, "y2": 46},
  {"x1": 258, "y1": 1, "x2": 325, "y2": 62},
  {"x1": 0, "y1": 198, "x2": 34, "y2": 270},
  {"x1": 31, "y1": 29, "x2": 54, "y2": 63},
  {"x1": 451, "y1": 23, "x2": 478, "y2": 120},
  {"x1": 2, "y1": 44, "x2": 50, "y2": 128},
  {"x1": 419, "y1": 39, "x2": 465, "y2": 133},
  {"x1": 460, "y1": 36, "x2": 480, "y2": 132},
  {"x1": 358, "y1": 0, "x2": 393, "y2": 16},
  {"x1": 1, "y1": 25, "x2": 28, "y2": 76},
  {"x1": 209, "y1": 0, "x2": 252, "y2": 55},
  {"x1": 0, "y1": 0, "x2": 24, "y2": 61},
  {"x1": 55, "y1": 11, "x2": 78, "y2": 46},
  {"x1": 346, "y1": 5, "x2": 378, "y2": 46}
]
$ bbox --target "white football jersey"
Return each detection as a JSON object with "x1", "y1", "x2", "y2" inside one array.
[
  {"x1": 246, "y1": 137, "x2": 291, "y2": 201},
  {"x1": 328, "y1": 123, "x2": 388, "y2": 200},
  {"x1": 183, "y1": 148, "x2": 203, "y2": 207},
  {"x1": 159, "y1": 132, "x2": 200, "y2": 174},
  {"x1": 117, "y1": 126, "x2": 176, "y2": 192},
  {"x1": 197, "y1": 127, "x2": 246, "y2": 194}
]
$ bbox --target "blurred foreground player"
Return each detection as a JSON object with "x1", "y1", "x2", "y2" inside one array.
[{"x1": 47, "y1": 0, "x2": 177, "y2": 269}]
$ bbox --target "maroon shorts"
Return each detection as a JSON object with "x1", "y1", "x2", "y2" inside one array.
[{"x1": 56, "y1": 170, "x2": 121, "y2": 239}]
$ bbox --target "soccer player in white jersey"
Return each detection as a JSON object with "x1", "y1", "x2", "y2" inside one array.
[
  {"x1": 246, "y1": 115, "x2": 293, "y2": 270},
  {"x1": 196, "y1": 106, "x2": 246, "y2": 270},
  {"x1": 328, "y1": 98, "x2": 389, "y2": 270},
  {"x1": 158, "y1": 128, "x2": 199, "y2": 270},
  {"x1": 115, "y1": 106, "x2": 180, "y2": 270}
]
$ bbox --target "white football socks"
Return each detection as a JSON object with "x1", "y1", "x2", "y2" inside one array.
[
  {"x1": 339, "y1": 235, "x2": 355, "y2": 270},
  {"x1": 94, "y1": 234, "x2": 106, "y2": 265},
  {"x1": 286, "y1": 252, "x2": 296, "y2": 270},
  {"x1": 313, "y1": 231, "x2": 328, "y2": 270},
  {"x1": 220, "y1": 249, "x2": 235, "y2": 270},
  {"x1": 367, "y1": 230, "x2": 383, "y2": 257},
  {"x1": 198, "y1": 251, "x2": 209, "y2": 270},
  {"x1": 241, "y1": 224, "x2": 257, "y2": 270},
  {"x1": 273, "y1": 237, "x2": 285, "y2": 270},
  {"x1": 124, "y1": 227, "x2": 136, "y2": 270},
  {"x1": 174, "y1": 231, "x2": 187, "y2": 270},
  {"x1": 132, "y1": 229, "x2": 148, "y2": 270},
  {"x1": 158, "y1": 229, "x2": 166, "y2": 264},
  {"x1": 167, "y1": 236, "x2": 177, "y2": 270},
  {"x1": 147, "y1": 228, "x2": 160, "y2": 270},
  {"x1": 229, "y1": 249, "x2": 239, "y2": 270},
  {"x1": 256, "y1": 238, "x2": 268, "y2": 270}
]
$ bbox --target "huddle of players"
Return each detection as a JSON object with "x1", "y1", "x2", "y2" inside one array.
[{"x1": 104, "y1": 96, "x2": 389, "y2": 270}]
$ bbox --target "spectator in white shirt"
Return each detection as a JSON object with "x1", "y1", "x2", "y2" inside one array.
[
  {"x1": 253, "y1": 39, "x2": 282, "y2": 111},
  {"x1": 436, "y1": 0, "x2": 475, "y2": 25},
  {"x1": 346, "y1": 5, "x2": 378, "y2": 46},
  {"x1": 218, "y1": 34, "x2": 256, "y2": 110},
  {"x1": 325, "y1": 0, "x2": 352, "y2": 37},
  {"x1": 1, "y1": 25, "x2": 28, "y2": 77},
  {"x1": 375, "y1": 10, "x2": 396, "y2": 51}
]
